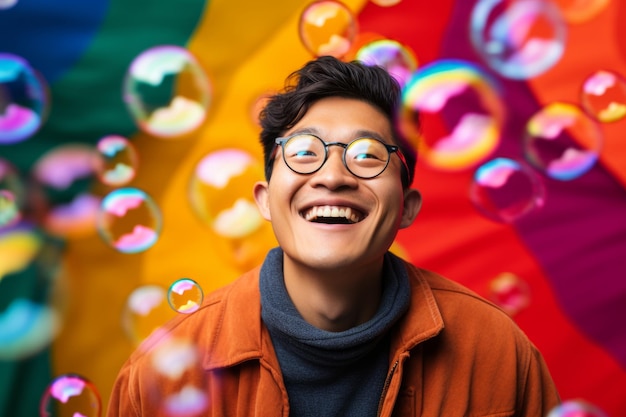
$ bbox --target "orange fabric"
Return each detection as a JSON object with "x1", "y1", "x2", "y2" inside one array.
[{"x1": 107, "y1": 260, "x2": 559, "y2": 416}]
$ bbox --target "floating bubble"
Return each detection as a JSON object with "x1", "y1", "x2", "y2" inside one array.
[
  {"x1": 122, "y1": 284, "x2": 175, "y2": 345},
  {"x1": 398, "y1": 60, "x2": 505, "y2": 171},
  {"x1": 469, "y1": 157, "x2": 545, "y2": 223},
  {"x1": 547, "y1": 399, "x2": 609, "y2": 417},
  {"x1": 470, "y1": 0, "x2": 566, "y2": 79},
  {"x1": 0, "y1": 226, "x2": 42, "y2": 282},
  {"x1": 40, "y1": 373, "x2": 101, "y2": 417},
  {"x1": 124, "y1": 45, "x2": 212, "y2": 139},
  {"x1": 524, "y1": 102, "x2": 603, "y2": 181},
  {"x1": 189, "y1": 149, "x2": 264, "y2": 239},
  {"x1": 298, "y1": 0, "x2": 358, "y2": 58},
  {"x1": 44, "y1": 193, "x2": 101, "y2": 238},
  {"x1": 553, "y1": 0, "x2": 609, "y2": 24},
  {"x1": 163, "y1": 385, "x2": 209, "y2": 417},
  {"x1": 97, "y1": 187, "x2": 162, "y2": 254},
  {"x1": 95, "y1": 135, "x2": 139, "y2": 186},
  {"x1": 0, "y1": 297, "x2": 61, "y2": 360},
  {"x1": 0, "y1": 53, "x2": 49, "y2": 144},
  {"x1": 356, "y1": 39, "x2": 418, "y2": 87},
  {"x1": 33, "y1": 144, "x2": 99, "y2": 191},
  {"x1": 488, "y1": 272, "x2": 531, "y2": 316},
  {"x1": 580, "y1": 70, "x2": 626, "y2": 123},
  {"x1": 0, "y1": 190, "x2": 20, "y2": 228},
  {"x1": 167, "y1": 278, "x2": 204, "y2": 314},
  {"x1": 151, "y1": 337, "x2": 200, "y2": 379}
]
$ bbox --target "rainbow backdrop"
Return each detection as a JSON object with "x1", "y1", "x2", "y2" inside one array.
[{"x1": 1, "y1": 0, "x2": 625, "y2": 415}]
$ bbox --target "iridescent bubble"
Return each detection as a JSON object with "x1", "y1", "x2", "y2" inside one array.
[
  {"x1": 524, "y1": 102, "x2": 603, "y2": 181},
  {"x1": 398, "y1": 60, "x2": 505, "y2": 171},
  {"x1": 298, "y1": 0, "x2": 358, "y2": 58},
  {"x1": 163, "y1": 385, "x2": 209, "y2": 417},
  {"x1": 189, "y1": 149, "x2": 264, "y2": 239},
  {"x1": 122, "y1": 284, "x2": 175, "y2": 345},
  {"x1": 44, "y1": 193, "x2": 101, "y2": 239},
  {"x1": 0, "y1": 297, "x2": 61, "y2": 360},
  {"x1": 97, "y1": 187, "x2": 162, "y2": 254},
  {"x1": 469, "y1": 157, "x2": 545, "y2": 223},
  {"x1": 0, "y1": 226, "x2": 42, "y2": 282},
  {"x1": 0, "y1": 189, "x2": 20, "y2": 229},
  {"x1": 356, "y1": 39, "x2": 418, "y2": 87},
  {"x1": 151, "y1": 337, "x2": 200, "y2": 379},
  {"x1": 580, "y1": 70, "x2": 626, "y2": 123},
  {"x1": 167, "y1": 278, "x2": 204, "y2": 314},
  {"x1": 33, "y1": 144, "x2": 99, "y2": 191},
  {"x1": 0, "y1": 53, "x2": 49, "y2": 144},
  {"x1": 124, "y1": 45, "x2": 212, "y2": 139},
  {"x1": 95, "y1": 135, "x2": 139, "y2": 186},
  {"x1": 553, "y1": 0, "x2": 609, "y2": 24},
  {"x1": 40, "y1": 373, "x2": 101, "y2": 417},
  {"x1": 488, "y1": 272, "x2": 531, "y2": 316},
  {"x1": 470, "y1": 0, "x2": 567, "y2": 79},
  {"x1": 547, "y1": 399, "x2": 609, "y2": 417}
]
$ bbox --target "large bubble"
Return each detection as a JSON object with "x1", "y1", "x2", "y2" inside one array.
[
  {"x1": 524, "y1": 102, "x2": 603, "y2": 181},
  {"x1": 355, "y1": 39, "x2": 418, "y2": 88},
  {"x1": 580, "y1": 69, "x2": 626, "y2": 123},
  {"x1": 469, "y1": 157, "x2": 545, "y2": 223},
  {"x1": 97, "y1": 187, "x2": 162, "y2": 254},
  {"x1": 124, "y1": 45, "x2": 212, "y2": 139},
  {"x1": 298, "y1": 0, "x2": 358, "y2": 58},
  {"x1": 470, "y1": 0, "x2": 567, "y2": 79},
  {"x1": 0, "y1": 53, "x2": 49, "y2": 144},
  {"x1": 398, "y1": 60, "x2": 505, "y2": 171},
  {"x1": 189, "y1": 149, "x2": 264, "y2": 239},
  {"x1": 39, "y1": 373, "x2": 101, "y2": 417}
]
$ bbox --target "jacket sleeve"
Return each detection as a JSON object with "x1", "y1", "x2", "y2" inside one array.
[
  {"x1": 106, "y1": 360, "x2": 140, "y2": 417},
  {"x1": 517, "y1": 342, "x2": 561, "y2": 416}
]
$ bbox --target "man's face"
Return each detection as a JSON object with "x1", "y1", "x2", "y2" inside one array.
[{"x1": 254, "y1": 96, "x2": 421, "y2": 272}]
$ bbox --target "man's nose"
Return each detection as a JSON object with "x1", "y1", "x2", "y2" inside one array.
[{"x1": 310, "y1": 147, "x2": 358, "y2": 189}]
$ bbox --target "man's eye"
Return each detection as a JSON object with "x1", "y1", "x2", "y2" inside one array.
[{"x1": 293, "y1": 150, "x2": 317, "y2": 157}]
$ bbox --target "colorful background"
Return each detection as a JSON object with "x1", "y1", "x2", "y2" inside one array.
[{"x1": 1, "y1": 0, "x2": 625, "y2": 416}]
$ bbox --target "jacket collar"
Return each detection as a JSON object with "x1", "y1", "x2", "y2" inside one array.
[{"x1": 201, "y1": 260, "x2": 444, "y2": 370}]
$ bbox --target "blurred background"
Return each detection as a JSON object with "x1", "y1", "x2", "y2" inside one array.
[{"x1": 1, "y1": 0, "x2": 625, "y2": 416}]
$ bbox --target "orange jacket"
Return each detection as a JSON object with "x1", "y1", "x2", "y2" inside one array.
[{"x1": 107, "y1": 261, "x2": 560, "y2": 416}]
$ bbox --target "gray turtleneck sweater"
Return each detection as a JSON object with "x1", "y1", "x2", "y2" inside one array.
[{"x1": 260, "y1": 248, "x2": 411, "y2": 417}]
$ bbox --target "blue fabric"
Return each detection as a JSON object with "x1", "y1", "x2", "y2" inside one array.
[{"x1": 260, "y1": 248, "x2": 411, "y2": 417}]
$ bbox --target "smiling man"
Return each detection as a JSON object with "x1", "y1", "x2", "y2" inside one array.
[{"x1": 107, "y1": 56, "x2": 560, "y2": 417}]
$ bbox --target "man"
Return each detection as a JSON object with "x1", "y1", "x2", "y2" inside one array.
[{"x1": 107, "y1": 56, "x2": 560, "y2": 416}]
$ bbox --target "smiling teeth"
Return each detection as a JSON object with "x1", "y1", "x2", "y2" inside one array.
[{"x1": 303, "y1": 205, "x2": 362, "y2": 223}]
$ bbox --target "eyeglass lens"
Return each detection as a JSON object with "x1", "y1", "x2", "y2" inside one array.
[{"x1": 282, "y1": 134, "x2": 391, "y2": 178}]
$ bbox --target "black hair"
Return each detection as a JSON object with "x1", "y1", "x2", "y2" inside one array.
[{"x1": 258, "y1": 55, "x2": 417, "y2": 188}]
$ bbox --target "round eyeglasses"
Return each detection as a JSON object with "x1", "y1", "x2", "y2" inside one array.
[{"x1": 272, "y1": 133, "x2": 409, "y2": 180}]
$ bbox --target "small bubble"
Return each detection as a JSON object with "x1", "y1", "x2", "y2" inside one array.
[
  {"x1": 168, "y1": 278, "x2": 204, "y2": 314},
  {"x1": 298, "y1": 0, "x2": 358, "y2": 58}
]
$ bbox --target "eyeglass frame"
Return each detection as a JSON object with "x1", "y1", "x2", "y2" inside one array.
[{"x1": 269, "y1": 133, "x2": 410, "y2": 182}]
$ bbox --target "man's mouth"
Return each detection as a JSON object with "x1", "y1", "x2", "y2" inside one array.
[{"x1": 302, "y1": 205, "x2": 365, "y2": 224}]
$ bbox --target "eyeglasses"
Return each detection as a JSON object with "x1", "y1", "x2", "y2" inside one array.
[{"x1": 272, "y1": 133, "x2": 409, "y2": 180}]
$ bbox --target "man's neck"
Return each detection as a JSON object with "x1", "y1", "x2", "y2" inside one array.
[{"x1": 282, "y1": 258, "x2": 384, "y2": 332}]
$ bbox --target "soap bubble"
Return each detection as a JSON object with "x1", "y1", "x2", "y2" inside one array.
[
  {"x1": 547, "y1": 399, "x2": 609, "y2": 417},
  {"x1": 470, "y1": 0, "x2": 566, "y2": 79},
  {"x1": 356, "y1": 39, "x2": 418, "y2": 87},
  {"x1": 398, "y1": 60, "x2": 505, "y2": 171},
  {"x1": 524, "y1": 102, "x2": 603, "y2": 181},
  {"x1": 168, "y1": 278, "x2": 204, "y2": 314},
  {"x1": 0, "y1": 53, "x2": 49, "y2": 144},
  {"x1": 124, "y1": 45, "x2": 212, "y2": 139},
  {"x1": 40, "y1": 373, "x2": 101, "y2": 417},
  {"x1": 298, "y1": 0, "x2": 358, "y2": 58},
  {"x1": 95, "y1": 135, "x2": 139, "y2": 186},
  {"x1": 189, "y1": 149, "x2": 264, "y2": 239},
  {"x1": 97, "y1": 187, "x2": 162, "y2": 254},
  {"x1": 122, "y1": 284, "x2": 175, "y2": 345},
  {"x1": 469, "y1": 157, "x2": 545, "y2": 223},
  {"x1": 580, "y1": 69, "x2": 626, "y2": 123},
  {"x1": 488, "y1": 272, "x2": 531, "y2": 316}
]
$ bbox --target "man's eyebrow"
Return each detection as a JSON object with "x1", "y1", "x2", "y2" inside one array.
[
  {"x1": 285, "y1": 127, "x2": 321, "y2": 136},
  {"x1": 354, "y1": 129, "x2": 388, "y2": 143}
]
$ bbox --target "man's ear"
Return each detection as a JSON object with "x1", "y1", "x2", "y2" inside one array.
[
  {"x1": 253, "y1": 181, "x2": 272, "y2": 221},
  {"x1": 400, "y1": 188, "x2": 422, "y2": 229}
]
